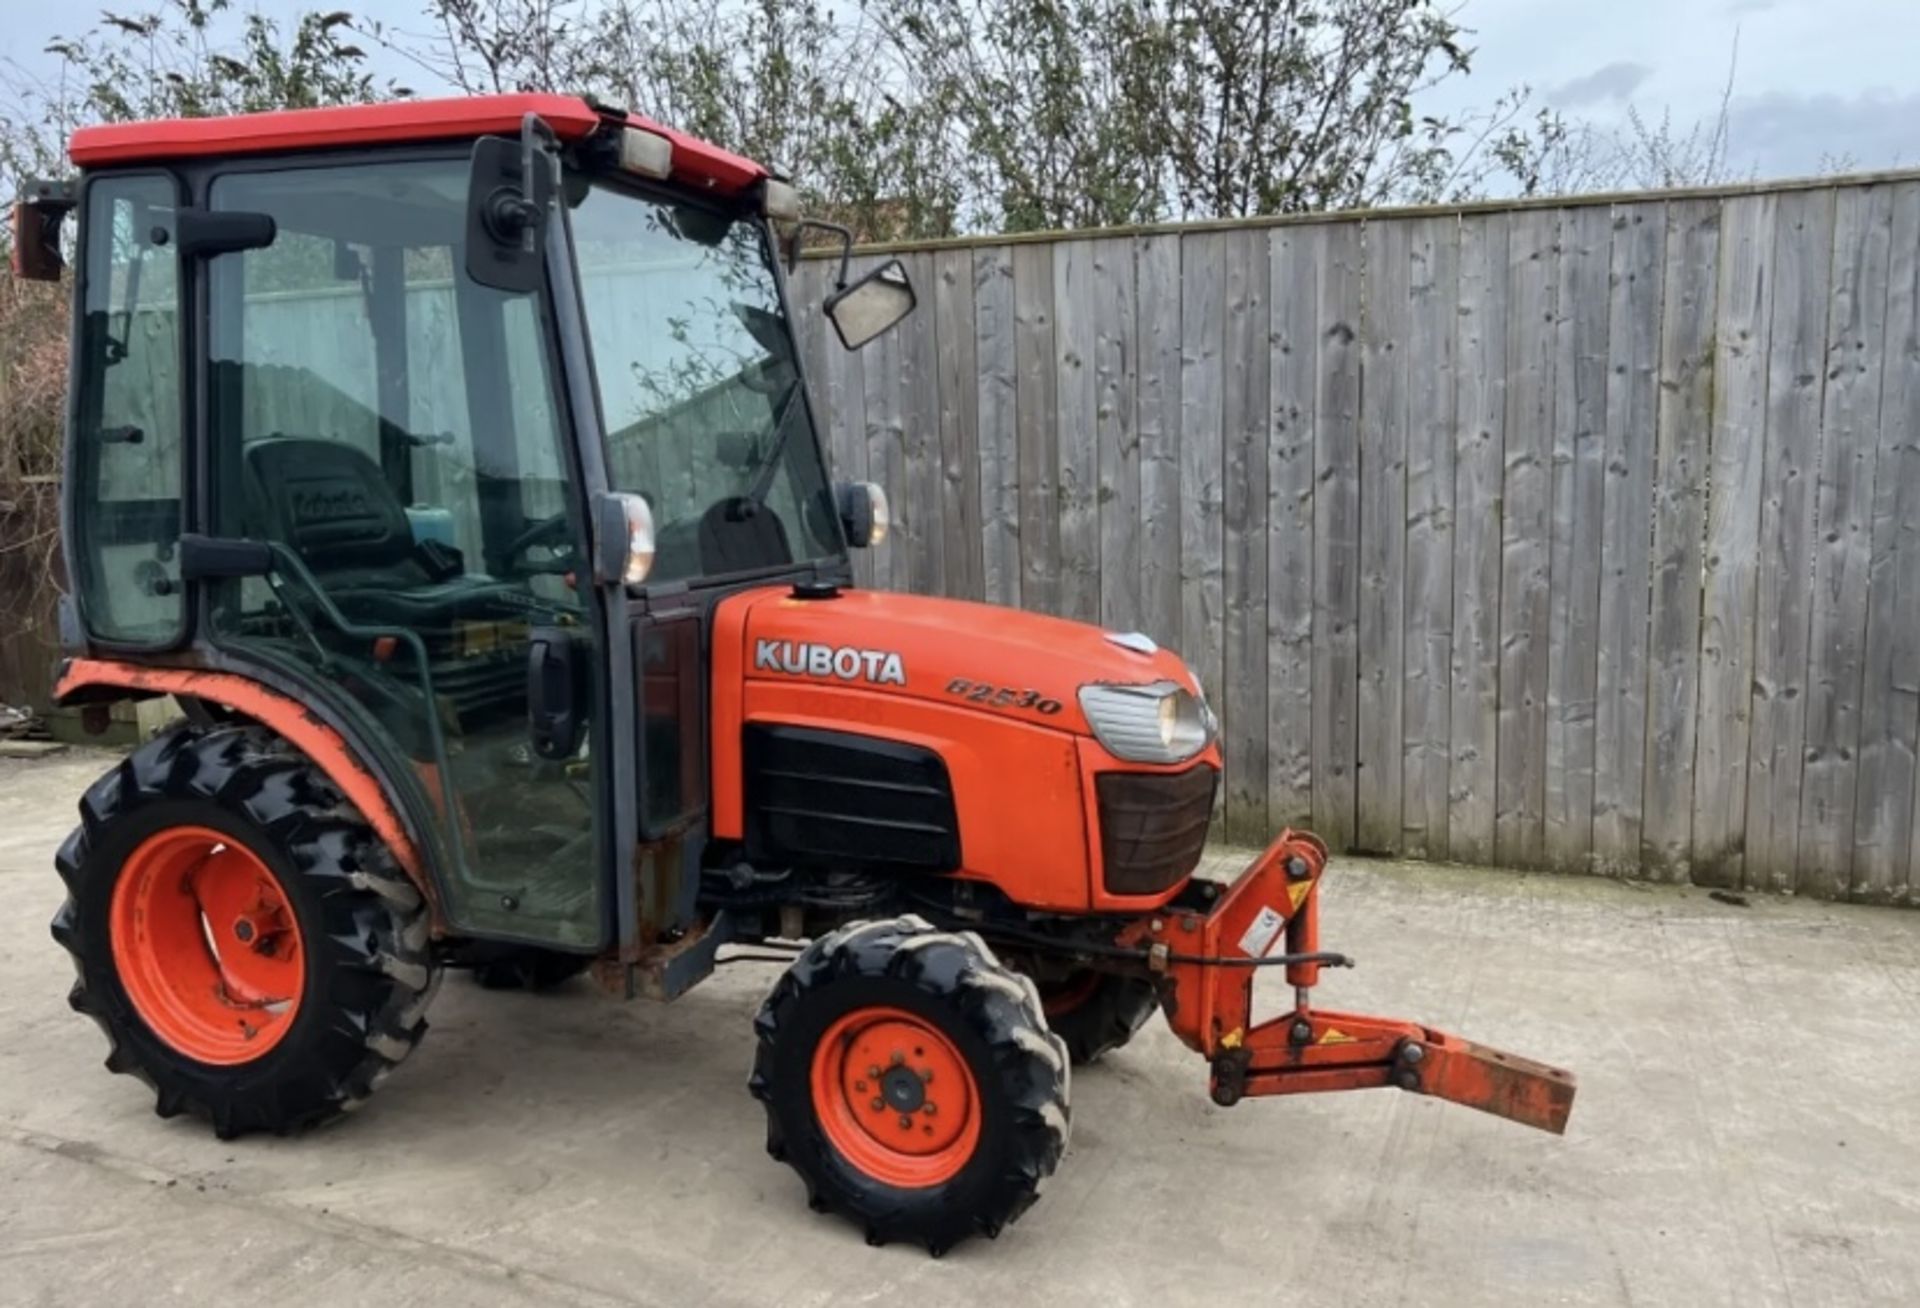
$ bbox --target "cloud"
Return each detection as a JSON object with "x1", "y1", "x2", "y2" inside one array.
[
  {"x1": 1550, "y1": 61, "x2": 1654, "y2": 108},
  {"x1": 1726, "y1": 0, "x2": 1778, "y2": 13},
  {"x1": 1727, "y1": 88, "x2": 1918, "y2": 175}
]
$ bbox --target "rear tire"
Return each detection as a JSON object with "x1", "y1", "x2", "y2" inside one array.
[
  {"x1": 750, "y1": 916, "x2": 1070, "y2": 1255},
  {"x1": 50, "y1": 723, "x2": 438, "y2": 1137}
]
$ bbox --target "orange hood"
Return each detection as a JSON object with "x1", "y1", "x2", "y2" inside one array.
[{"x1": 730, "y1": 586, "x2": 1201, "y2": 737}]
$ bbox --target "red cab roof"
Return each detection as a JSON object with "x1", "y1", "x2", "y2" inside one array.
[{"x1": 67, "y1": 93, "x2": 769, "y2": 195}]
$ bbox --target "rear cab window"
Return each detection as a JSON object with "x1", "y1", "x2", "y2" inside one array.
[{"x1": 69, "y1": 173, "x2": 185, "y2": 645}]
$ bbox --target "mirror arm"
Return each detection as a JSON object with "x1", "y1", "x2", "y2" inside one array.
[
  {"x1": 20, "y1": 177, "x2": 77, "y2": 222},
  {"x1": 786, "y1": 218, "x2": 855, "y2": 285},
  {"x1": 520, "y1": 112, "x2": 560, "y2": 220}
]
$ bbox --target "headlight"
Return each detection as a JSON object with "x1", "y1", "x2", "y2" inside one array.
[{"x1": 1078, "y1": 680, "x2": 1215, "y2": 764}]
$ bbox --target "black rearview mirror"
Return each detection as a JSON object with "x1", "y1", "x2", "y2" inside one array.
[
  {"x1": 466, "y1": 115, "x2": 558, "y2": 294},
  {"x1": 11, "y1": 203, "x2": 62, "y2": 280},
  {"x1": 10, "y1": 180, "x2": 76, "y2": 281},
  {"x1": 825, "y1": 259, "x2": 917, "y2": 351}
]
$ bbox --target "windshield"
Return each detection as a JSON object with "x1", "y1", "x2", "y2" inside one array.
[{"x1": 567, "y1": 179, "x2": 842, "y2": 584}]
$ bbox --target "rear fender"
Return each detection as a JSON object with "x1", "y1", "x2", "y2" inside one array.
[{"x1": 53, "y1": 658, "x2": 443, "y2": 926}]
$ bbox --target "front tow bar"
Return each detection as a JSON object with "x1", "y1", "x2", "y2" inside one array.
[{"x1": 1121, "y1": 831, "x2": 1576, "y2": 1135}]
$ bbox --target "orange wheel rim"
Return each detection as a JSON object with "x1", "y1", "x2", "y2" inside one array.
[
  {"x1": 809, "y1": 1006, "x2": 981, "y2": 1188},
  {"x1": 109, "y1": 825, "x2": 305, "y2": 1065}
]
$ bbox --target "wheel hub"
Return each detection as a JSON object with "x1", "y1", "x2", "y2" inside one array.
[{"x1": 882, "y1": 1065, "x2": 926, "y2": 1113}]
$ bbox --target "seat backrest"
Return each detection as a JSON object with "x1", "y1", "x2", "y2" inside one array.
[
  {"x1": 245, "y1": 437, "x2": 414, "y2": 573},
  {"x1": 696, "y1": 496, "x2": 792, "y2": 574}
]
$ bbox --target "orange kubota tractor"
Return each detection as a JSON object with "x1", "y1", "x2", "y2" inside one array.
[{"x1": 14, "y1": 94, "x2": 1574, "y2": 1254}]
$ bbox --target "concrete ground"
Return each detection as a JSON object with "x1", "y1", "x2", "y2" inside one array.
[{"x1": 2, "y1": 750, "x2": 1917, "y2": 1307}]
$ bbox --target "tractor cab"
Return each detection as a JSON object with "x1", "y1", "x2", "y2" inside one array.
[{"x1": 35, "y1": 96, "x2": 904, "y2": 955}]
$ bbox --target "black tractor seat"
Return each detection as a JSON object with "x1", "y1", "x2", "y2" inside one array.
[{"x1": 245, "y1": 436, "x2": 526, "y2": 632}]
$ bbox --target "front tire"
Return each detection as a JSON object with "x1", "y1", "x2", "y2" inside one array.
[
  {"x1": 50, "y1": 724, "x2": 439, "y2": 1137},
  {"x1": 750, "y1": 916, "x2": 1070, "y2": 1255}
]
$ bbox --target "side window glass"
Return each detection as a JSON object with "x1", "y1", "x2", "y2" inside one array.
[
  {"x1": 72, "y1": 176, "x2": 182, "y2": 644},
  {"x1": 209, "y1": 216, "x2": 394, "y2": 627}
]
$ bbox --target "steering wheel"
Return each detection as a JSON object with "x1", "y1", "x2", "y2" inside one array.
[{"x1": 497, "y1": 512, "x2": 575, "y2": 576}]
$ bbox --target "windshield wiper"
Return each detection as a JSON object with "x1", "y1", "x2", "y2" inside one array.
[{"x1": 744, "y1": 377, "x2": 805, "y2": 508}]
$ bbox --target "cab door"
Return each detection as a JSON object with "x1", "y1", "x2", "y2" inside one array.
[{"x1": 199, "y1": 155, "x2": 608, "y2": 950}]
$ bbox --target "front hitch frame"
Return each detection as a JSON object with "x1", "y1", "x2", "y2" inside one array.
[{"x1": 1121, "y1": 831, "x2": 1577, "y2": 1135}]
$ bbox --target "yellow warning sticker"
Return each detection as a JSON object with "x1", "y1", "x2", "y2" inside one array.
[
  {"x1": 1286, "y1": 880, "x2": 1313, "y2": 912},
  {"x1": 1318, "y1": 1028, "x2": 1357, "y2": 1045}
]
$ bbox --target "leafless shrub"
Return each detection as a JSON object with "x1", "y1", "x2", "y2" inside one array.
[{"x1": 0, "y1": 271, "x2": 71, "y2": 699}]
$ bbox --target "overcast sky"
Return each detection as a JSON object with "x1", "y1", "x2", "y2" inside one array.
[
  {"x1": 1424, "y1": 0, "x2": 1918, "y2": 178},
  {"x1": 4, "y1": 0, "x2": 1914, "y2": 182}
]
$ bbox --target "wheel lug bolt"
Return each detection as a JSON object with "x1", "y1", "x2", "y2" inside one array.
[
  {"x1": 923, "y1": 1103, "x2": 937, "y2": 1116},
  {"x1": 921, "y1": 1069, "x2": 934, "y2": 1084},
  {"x1": 854, "y1": 1080, "x2": 866, "y2": 1091},
  {"x1": 867, "y1": 1065, "x2": 882, "y2": 1079},
  {"x1": 871, "y1": 1097, "x2": 885, "y2": 1111},
  {"x1": 890, "y1": 1051, "x2": 904, "y2": 1066},
  {"x1": 898, "y1": 1114, "x2": 913, "y2": 1129}
]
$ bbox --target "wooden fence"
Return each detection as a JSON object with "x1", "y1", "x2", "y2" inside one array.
[
  {"x1": 791, "y1": 172, "x2": 1920, "y2": 903},
  {"x1": 6, "y1": 172, "x2": 1916, "y2": 904}
]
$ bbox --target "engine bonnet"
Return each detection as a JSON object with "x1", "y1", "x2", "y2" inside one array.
[{"x1": 734, "y1": 586, "x2": 1201, "y2": 738}]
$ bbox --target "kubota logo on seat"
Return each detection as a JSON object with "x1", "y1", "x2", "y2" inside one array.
[{"x1": 755, "y1": 639, "x2": 907, "y2": 686}]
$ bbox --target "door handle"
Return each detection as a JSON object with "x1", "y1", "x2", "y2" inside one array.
[{"x1": 527, "y1": 627, "x2": 587, "y2": 760}]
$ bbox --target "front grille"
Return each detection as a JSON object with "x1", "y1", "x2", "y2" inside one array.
[
  {"x1": 1095, "y1": 764, "x2": 1218, "y2": 896},
  {"x1": 744, "y1": 724, "x2": 962, "y2": 872}
]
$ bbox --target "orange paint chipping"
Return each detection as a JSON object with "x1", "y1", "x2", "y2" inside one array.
[{"x1": 56, "y1": 660, "x2": 431, "y2": 904}]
